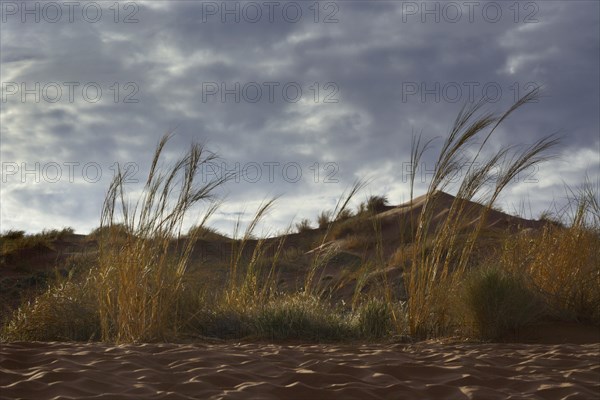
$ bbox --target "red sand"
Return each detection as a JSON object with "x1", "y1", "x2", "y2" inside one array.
[{"x1": 1, "y1": 341, "x2": 599, "y2": 399}]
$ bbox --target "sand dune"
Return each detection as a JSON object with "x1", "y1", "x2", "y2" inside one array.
[{"x1": 1, "y1": 341, "x2": 598, "y2": 399}]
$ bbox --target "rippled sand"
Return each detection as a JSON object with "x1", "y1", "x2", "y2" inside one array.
[{"x1": 1, "y1": 341, "x2": 599, "y2": 399}]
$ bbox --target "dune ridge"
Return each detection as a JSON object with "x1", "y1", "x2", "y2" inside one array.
[{"x1": 1, "y1": 341, "x2": 599, "y2": 399}]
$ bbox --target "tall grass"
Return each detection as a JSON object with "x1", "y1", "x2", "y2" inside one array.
[
  {"x1": 5, "y1": 91, "x2": 594, "y2": 344},
  {"x1": 303, "y1": 181, "x2": 367, "y2": 296},
  {"x1": 223, "y1": 199, "x2": 285, "y2": 309},
  {"x1": 501, "y1": 183, "x2": 600, "y2": 324},
  {"x1": 406, "y1": 89, "x2": 559, "y2": 337},
  {"x1": 95, "y1": 134, "x2": 228, "y2": 342}
]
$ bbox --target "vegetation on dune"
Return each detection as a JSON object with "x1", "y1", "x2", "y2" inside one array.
[
  {"x1": 404, "y1": 88, "x2": 560, "y2": 338},
  {"x1": 499, "y1": 183, "x2": 600, "y2": 324},
  {"x1": 365, "y1": 195, "x2": 389, "y2": 214},
  {"x1": 2, "y1": 275, "x2": 99, "y2": 341},
  {"x1": 458, "y1": 266, "x2": 544, "y2": 340},
  {"x1": 1, "y1": 227, "x2": 75, "y2": 257},
  {"x1": 2, "y1": 90, "x2": 598, "y2": 343},
  {"x1": 295, "y1": 218, "x2": 313, "y2": 233}
]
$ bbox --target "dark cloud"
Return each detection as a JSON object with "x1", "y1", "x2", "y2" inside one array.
[{"x1": 1, "y1": 0, "x2": 598, "y2": 233}]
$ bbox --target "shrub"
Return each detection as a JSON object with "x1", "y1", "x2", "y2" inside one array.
[
  {"x1": 186, "y1": 303, "x2": 254, "y2": 339},
  {"x1": 460, "y1": 266, "x2": 543, "y2": 340},
  {"x1": 0, "y1": 228, "x2": 73, "y2": 257},
  {"x1": 295, "y1": 218, "x2": 312, "y2": 233},
  {"x1": 354, "y1": 298, "x2": 394, "y2": 339},
  {"x1": 536, "y1": 210, "x2": 565, "y2": 228},
  {"x1": 330, "y1": 215, "x2": 372, "y2": 240},
  {"x1": 1, "y1": 230, "x2": 25, "y2": 240},
  {"x1": 1, "y1": 232, "x2": 52, "y2": 257},
  {"x1": 42, "y1": 227, "x2": 75, "y2": 239},
  {"x1": 497, "y1": 185, "x2": 599, "y2": 324},
  {"x1": 317, "y1": 211, "x2": 332, "y2": 229},
  {"x1": 366, "y1": 195, "x2": 389, "y2": 213},
  {"x1": 254, "y1": 294, "x2": 352, "y2": 341},
  {"x1": 187, "y1": 224, "x2": 227, "y2": 241},
  {"x1": 87, "y1": 224, "x2": 130, "y2": 241},
  {"x1": 335, "y1": 208, "x2": 354, "y2": 222},
  {"x1": 2, "y1": 278, "x2": 100, "y2": 341}
]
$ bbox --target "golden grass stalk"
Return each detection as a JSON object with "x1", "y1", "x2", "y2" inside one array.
[
  {"x1": 96, "y1": 134, "x2": 229, "y2": 343},
  {"x1": 304, "y1": 180, "x2": 367, "y2": 296},
  {"x1": 224, "y1": 198, "x2": 285, "y2": 308},
  {"x1": 501, "y1": 181, "x2": 600, "y2": 323},
  {"x1": 406, "y1": 89, "x2": 559, "y2": 337}
]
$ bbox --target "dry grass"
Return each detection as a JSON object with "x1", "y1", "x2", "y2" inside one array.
[
  {"x1": 254, "y1": 293, "x2": 352, "y2": 341},
  {"x1": 500, "y1": 184, "x2": 600, "y2": 324},
  {"x1": 2, "y1": 273, "x2": 99, "y2": 341},
  {"x1": 405, "y1": 89, "x2": 560, "y2": 338},
  {"x1": 4, "y1": 90, "x2": 597, "y2": 344},
  {"x1": 94, "y1": 134, "x2": 229, "y2": 342},
  {"x1": 1, "y1": 227, "x2": 75, "y2": 257},
  {"x1": 295, "y1": 218, "x2": 313, "y2": 233}
]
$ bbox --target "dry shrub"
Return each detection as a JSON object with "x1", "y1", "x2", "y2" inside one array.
[
  {"x1": 317, "y1": 210, "x2": 332, "y2": 229},
  {"x1": 501, "y1": 187, "x2": 600, "y2": 323},
  {"x1": 2, "y1": 276, "x2": 99, "y2": 341},
  {"x1": 295, "y1": 218, "x2": 312, "y2": 233},
  {"x1": 1, "y1": 227, "x2": 74, "y2": 257}
]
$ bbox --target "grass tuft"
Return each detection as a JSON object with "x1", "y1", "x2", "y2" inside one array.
[
  {"x1": 254, "y1": 293, "x2": 352, "y2": 341},
  {"x1": 94, "y1": 134, "x2": 229, "y2": 343},
  {"x1": 460, "y1": 266, "x2": 543, "y2": 340},
  {"x1": 1, "y1": 275, "x2": 99, "y2": 342},
  {"x1": 354, "y1": 298, "x2": 395, "y2": 339}
]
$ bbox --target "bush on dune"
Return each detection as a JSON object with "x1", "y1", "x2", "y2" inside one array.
[
  {"x1": 459, "y1": 266, "x2": 543, "y2": 340},
  {"x1": 1, "y1": 227, "x2": 75, "y2": 257},
  {"x1": 2, "y1": 276, "x2": 100, "y2": 342},
  {"x1": 254, "y1": 293, "x2": 352, "y2": 341},
  {"x1": 354, "y1": 297, "x2": 396, "y2": 339}
]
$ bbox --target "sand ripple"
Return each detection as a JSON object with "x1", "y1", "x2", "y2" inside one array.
[{"x1": 1, "y1": 341, "x2": 599, "y2": 399}]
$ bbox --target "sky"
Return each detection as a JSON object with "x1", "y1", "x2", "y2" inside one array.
[{"x1": 1, "y1": 0, "x2": 599, "y2": 236}]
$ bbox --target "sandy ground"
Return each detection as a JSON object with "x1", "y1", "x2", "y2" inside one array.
[{"x1": 1, "y1": 341, "x2": 599, "y2": 399}]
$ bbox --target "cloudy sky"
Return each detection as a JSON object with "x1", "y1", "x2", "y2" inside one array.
[{"x1": 1, "y1": 0, "x2": 599, "y2": 235}]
